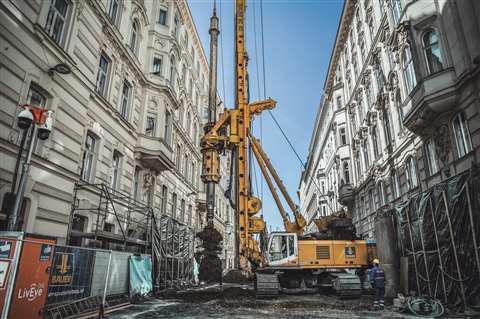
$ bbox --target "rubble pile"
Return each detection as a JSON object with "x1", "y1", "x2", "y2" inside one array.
[
  {"x1": 223, "y1": 269, "x2": 251, "y2": 284},
  {"x1": 196, "y1": 224, "x2": 223, "y2": 283}
]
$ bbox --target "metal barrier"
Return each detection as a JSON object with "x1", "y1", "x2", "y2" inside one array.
[
  {"x1": 152, "y1": 214, "x2": 195, "y2": 290},
  {"x1": 0, "y1": 233, "x2": 150, "y2": 319},
  {"x1": 394, "y1": 168, "x2": 480, "y2": 311}
]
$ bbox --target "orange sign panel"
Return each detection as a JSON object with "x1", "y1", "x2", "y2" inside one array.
[{"x1": 9, "y1": 235, "x2": 55, "y2": 319}]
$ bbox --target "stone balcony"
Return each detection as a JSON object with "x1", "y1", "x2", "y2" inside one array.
[
  {"x1": 403, "y1": 68, "x2": 459, "y2": 135},
  {"x1": 135, "y1": 134, "x2": 174, "y2": 173},
  {"x1": 338, "y1": 182, "x2": 354, "y2": 207}
]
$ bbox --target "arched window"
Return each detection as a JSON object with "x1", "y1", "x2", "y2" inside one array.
[
  {"x1": 405, "y1": 156, "x2": 418, "y2": 190},
  {"x1": 130, "y1": 20, "x2": 138, "y2": 54},
  {"x1": 423, "y1": 29, "x2": 444, "y2": 74},
  {"x1": 402, "y1": 46, "x2": 417, "y2": 93},
  {"x1": 343, "y1": 161, "x2": 350, "y2": 185}
]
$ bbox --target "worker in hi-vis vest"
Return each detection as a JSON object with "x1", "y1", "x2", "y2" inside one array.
[{"x1": 370, "y1": 258, "x2": 385, "y2": 310}]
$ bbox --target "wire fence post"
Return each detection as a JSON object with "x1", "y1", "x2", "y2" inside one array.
[{"x1": 100, "y1": 250, "x2": 112, "y2": 318}]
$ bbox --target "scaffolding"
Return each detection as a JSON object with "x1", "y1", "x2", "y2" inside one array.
[
  {"x1": 67, "y1": 182, "x2": 154, "y2": 253},
  {"x1": 67, "y1": 182, "x2": 196, "y2": 290},
  {"x1": 394, "y1": 168, "x2": 480, "y2": 311}
]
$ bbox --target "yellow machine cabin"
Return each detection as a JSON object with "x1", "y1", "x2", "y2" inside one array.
[{"x1": 267, "y1": 233, "x2": 368, "y2": 269}]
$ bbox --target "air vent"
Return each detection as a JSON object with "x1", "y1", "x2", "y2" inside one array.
[{"x1": 316, "y1": 245, "x2": 330, "y2": 259}]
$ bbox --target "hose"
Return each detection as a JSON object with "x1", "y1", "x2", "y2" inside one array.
[{"x1": 408, "y1": 297, "x2": 445, "y2": 318}]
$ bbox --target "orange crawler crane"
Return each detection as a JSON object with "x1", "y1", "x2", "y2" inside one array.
[{"x1": 201, "y1": 0, "x2": 369, "y2": 297}]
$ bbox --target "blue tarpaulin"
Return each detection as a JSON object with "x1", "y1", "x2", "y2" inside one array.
[{"x1": 129, "y1": 255, "x2": 152, "y2": 297}]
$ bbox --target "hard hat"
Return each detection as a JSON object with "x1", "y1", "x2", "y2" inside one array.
[{"x1": 373, "y1": 258, "x2": 380, "y2": 264}]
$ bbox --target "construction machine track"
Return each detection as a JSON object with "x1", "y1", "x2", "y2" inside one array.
[
  {"x1": 255, "y1": 273, "x2": 280, "y2": 298},
  {"x1": 331, "y1": 273, "x2": 362, "y2": 298}
]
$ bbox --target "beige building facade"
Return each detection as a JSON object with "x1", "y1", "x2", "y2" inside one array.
[
  {"x1": 301, "y1": 0, "x2": 480, "y2": 239},
  {"x1": 0, "y1": 0, "x2": 233, "y2": 257}
]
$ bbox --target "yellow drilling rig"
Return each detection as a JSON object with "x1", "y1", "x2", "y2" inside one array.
[{"x1": 201, "y1": 0, "x2": 369, "y2": 297}]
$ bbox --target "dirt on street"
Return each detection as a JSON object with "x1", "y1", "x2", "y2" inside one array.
[{"x1": 111, "y1": 285, "x2": 419, "y2": 319}]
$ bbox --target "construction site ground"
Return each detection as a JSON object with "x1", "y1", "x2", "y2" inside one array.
[{"x1": 108, "y1": 284, "x2": 421, "y2": 319}]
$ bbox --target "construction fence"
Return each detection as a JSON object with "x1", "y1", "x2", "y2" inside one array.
[
  {"x1": 152, "y1": 214, "x2": 195, "y2": 290},
  {"x1": 394, "y1": 168, "x2": 480, "y2": 311},
  {"x1": 0, "y1": 232, "x2": 152, "y2": 319}
]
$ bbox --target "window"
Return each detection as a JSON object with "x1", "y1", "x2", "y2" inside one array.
[
  {"x1": 158, "y1": 8, "x2": 167, "y2": 25},
  {"x1": 376, "y1": 181, "x2": 385, "y2": 207},
  {"x1": 375, "y1": 58, "x2": 385, "y2": 90},
  {"x1": 372, "y1": 126, "x2": 380, "y2": 158},
  {"x1": 95, "y1": 53, "x2": 110, "y2": 97},
  {"x1": 402, "y1": 46, "x2": 417, "y2": 93},
  {"x1": 108, "y1": 0, "x2": 119, "y2": 25},
  {"x1": 391, "y1": 170, "x2": 400, "y2": 199},
  {"x1": 339, "y1": 127, "x2": 347, "y2": 146},
  {"x1": 133, "y1": 167, "x2": 140, "y2": 201},
  {"x1": 161, "y1": 186, "x2": 168, "y2": 213},
  {"x1": 452, "y1": 112, "x2": 472, "y2": 158},
  {"x1": 336, "y1": 96, "x2": 343, "y2": 109},
  {"x1": 183, "y1": 154, "x2": 189, "y2": 178},
  {"x1": 27, "y1": 85, "x2": 47, "y2": 107},
  {"x1": 343, "y1": 161, "x2": 350, "y2": 184},
  {"x1": 406, "y1": 156, "x2": 419, "y2": 190},
  {"x1": 110, "y1": 151, "x2": 121, "y2": 189},
  {"x1": 355, "y1": 155, "x2": 361, "y2": 180},
  {"x1": 120, "y1": 81, "x2": 131, "y2": 120},
  {"x1": 175, "y1": 145, "x2": 181, "y2": 169},
  {"x1": 193, "y1": 123, "x2": 198, "y2": 145},
  {"x1": 423, "y1": 30, "x2": 444, "y2": 74},
  {"x1": 368, "y1": 19, "x2": 375, "y2": 43},
  {"x1": 365, "y1": 84, "x2": 372, "y2": 108},
  {"x1": 152, "y1": 57, "x2": 162, "y2": 75},
  {"x1": 45, "y1": 0, "x2": 68, "y2": 45},
  {"x1": 392, "y1": 0, "x2": 403, "y2": 24},
  {"x1": 145, "y1": 114, "x2": 156, "y2": 136},
  {"x1": 171, "y1": 193, "x2": 177, "y2": 218},
  {"x1": 129, "y1": 20, "x2": 139, "y2": 54},
  {"x1": 424, "y1": 139, "x2": 439, "y2": 176},
  {"x1": 180, "y1": 199, "x2": 186, "y2": 222},
  {"x1": 363, "y1": 141, "x2": 370, "y2": 168},
  {"x1": 384, "y1": 112, "x2": 394, "y2": 146},
  {"x1": 81, "y1": 132, "x2": 96, "y2": 182},
  {"x1": 164, "y1": 110, "x2": 172, "y2": 145},
  {"x1": 368, "y1": 189, "x2": 374, "y2": 211}
]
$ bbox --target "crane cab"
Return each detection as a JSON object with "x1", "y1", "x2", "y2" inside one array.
[{"x1": 265, "y1": 232, "x2": 299, "y2": 267}]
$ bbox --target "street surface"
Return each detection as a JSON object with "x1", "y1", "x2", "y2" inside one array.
[{"x1": 108, "y1": 291, "x2": 418, "y2": 319}]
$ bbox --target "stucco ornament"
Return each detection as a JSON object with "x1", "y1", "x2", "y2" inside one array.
[{"x1": 434, "y1": 124, "x2": 452, "y2": 174}]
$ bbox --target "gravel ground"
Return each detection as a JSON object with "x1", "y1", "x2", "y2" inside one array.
[{"x1": 107, "y1": 287, "x2": 419, "y2": 319}]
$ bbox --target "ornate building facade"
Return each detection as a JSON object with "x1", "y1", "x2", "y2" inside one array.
[
  {"x1": 301, "y1": 0, "x2": 480, "y2": 239},
  {"x1": 0, "y1": 0, "x2": 234, "y2": 264}
]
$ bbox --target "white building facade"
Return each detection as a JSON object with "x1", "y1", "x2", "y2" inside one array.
[
  {"x1": 301, "y1": 0, "x2": 480, "y2": 239},
  {"x1": 0, "y1": 0, "x2": 234, "y2": 255}
]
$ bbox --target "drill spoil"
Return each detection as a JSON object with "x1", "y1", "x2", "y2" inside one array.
[{"x1": 196, "y1": 224, "x2": 223, "y2": 283}]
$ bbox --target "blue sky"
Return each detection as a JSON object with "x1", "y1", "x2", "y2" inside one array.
[{"x1": 188, "y1": 0, "x2": 343, "y2": 230}]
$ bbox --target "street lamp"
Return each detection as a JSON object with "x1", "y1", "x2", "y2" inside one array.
[{"x1": 8, "y1": 105, "x2": 54, "y2": 231}]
